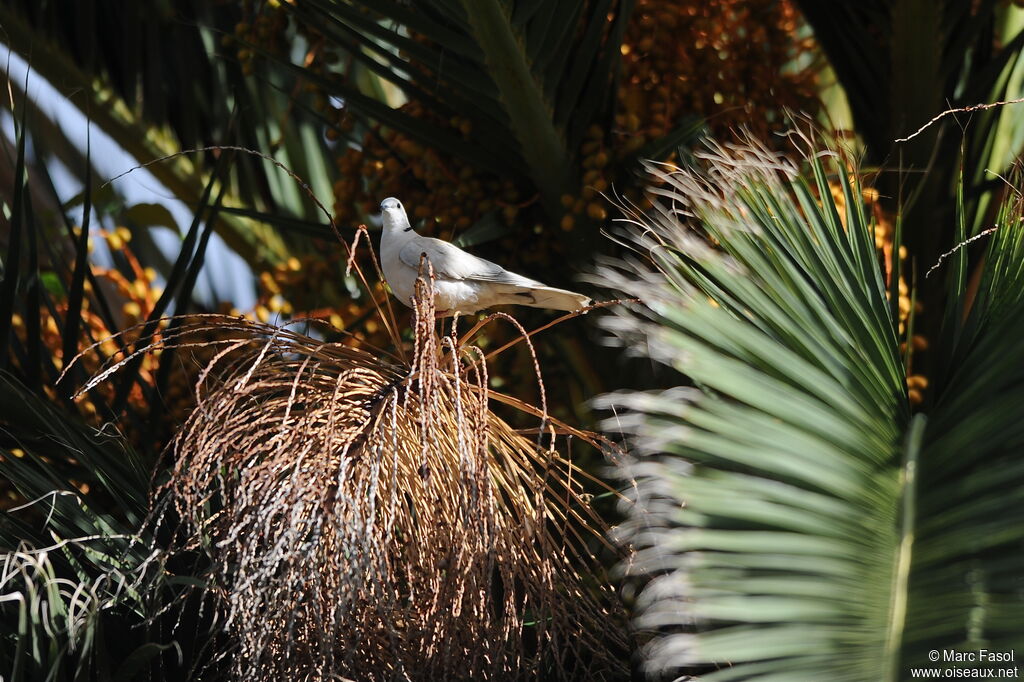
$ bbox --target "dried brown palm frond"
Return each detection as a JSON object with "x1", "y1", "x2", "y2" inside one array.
[{"x1": 76, "y1": 271, "x2": 627, "y2": 681}]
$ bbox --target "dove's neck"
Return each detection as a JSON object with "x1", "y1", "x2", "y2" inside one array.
[{"x1": 381, "y1": 212, "x2": 416, "y2": 255}]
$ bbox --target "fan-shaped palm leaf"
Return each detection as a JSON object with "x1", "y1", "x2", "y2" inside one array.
[{"x1": 598, "y1": 140, "x2": 1024, "y2": 680}]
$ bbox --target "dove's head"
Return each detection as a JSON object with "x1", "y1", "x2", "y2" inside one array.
[{"x1": 380, "y1": 197, "x2": 412, "y2": 234}]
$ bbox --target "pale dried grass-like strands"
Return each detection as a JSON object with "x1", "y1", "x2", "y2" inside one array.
[
  {"x1": 588, "y1": 139, "x2": 812, "y2": 380},
  {"x1": 643, "y1": 136, "x2": 797, "y2": 230},
  {"x1": 145, "y1": 284, "x2": 624, "y2": 680},
  {"x1": 0, "y1": 538, "x2": 173, "y2": 665},
  {"x1": 61, "y1": 313, "x2": 401, "y2": 400},
  {"x1": 1, "y1": 548, "x2": 104, "y2": 651},
  {"x1": 595, "y1": 136, "x2": 802, "y2": 304}
]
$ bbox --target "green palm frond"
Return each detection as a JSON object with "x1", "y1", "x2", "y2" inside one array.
[
  {"x1": 597, "y1": 140, "x2": 1024, "y2": 680},
  {"x1": 908, "y1": 195, "x2": 1024, "y2": 662}
]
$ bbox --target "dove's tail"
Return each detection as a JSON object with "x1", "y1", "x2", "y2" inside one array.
[{"x1": 501, "y1": 284, "x2": 592, "y2": 312}]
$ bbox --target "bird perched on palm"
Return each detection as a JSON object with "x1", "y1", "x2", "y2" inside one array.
[{"x1": 379, "y1": 198, "x2": 591, "y2": 316}]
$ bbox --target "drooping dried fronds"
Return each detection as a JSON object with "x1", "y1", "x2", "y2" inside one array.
[{"x1": 86, "y1": 271, "x2": 625, "y2": 680}]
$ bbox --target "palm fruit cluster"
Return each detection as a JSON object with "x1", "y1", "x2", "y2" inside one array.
[
  {"x1": 7, "y1": 228, "x2": 224, "y2": 442},
  {"x1": 332, "y1": 100, "x2": 524, "y2": 243},
  {"x1": 231, "y1": 4, "x2": 290, "y2": 77},
  {"x1": 572, "y1": 0, "x2": 819, "y2": 226},
  {"x1": 9, "y1": 228, "x2": 156, "y2": 416},
  {"x1": 250, "y1": 250, "x2": 390, "y2": 345},
  {"x1": 617, "y1": 1, "x2": 818, "y2": 142},
  {"x1": 1, "y1": 229, "x2": 152, "y2": 508}
]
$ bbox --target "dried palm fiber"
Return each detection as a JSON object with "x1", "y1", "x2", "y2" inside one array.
[{"x1": 75, "y1": 270, "x2": 627, "y2": 681}]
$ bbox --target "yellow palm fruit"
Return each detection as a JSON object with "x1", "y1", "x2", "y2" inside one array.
[
  {"x1": 586, "y1": 203, "x2": 607, "y2": 221},
  {"x1": 123, "y1": 302, "x2": 142, "y2": 322},
  {"x1": 260, "y1": 271, "x2": 281, "y2": 295}
]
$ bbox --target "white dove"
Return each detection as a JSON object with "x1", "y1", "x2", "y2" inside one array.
[{"x1": 379, "y1": 197, "x2": 592, "y2": 316}]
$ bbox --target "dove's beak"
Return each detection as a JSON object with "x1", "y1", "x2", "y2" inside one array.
[
  {"x1": 378, "y1": 198, "x2": 412, "y2": 233},
  {"x1": 373, "y1": 199, "x2": 397, "y2": 230}
]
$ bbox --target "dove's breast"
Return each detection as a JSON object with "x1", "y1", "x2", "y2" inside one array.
[{"x1": 380, "y1": 235, "x2": 419, "y2": 307}]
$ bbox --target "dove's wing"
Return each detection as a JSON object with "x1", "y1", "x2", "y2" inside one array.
[
  {"x1": 397, "y1": 233, "x2": 591, "y2": 313},
  {"x1": 399, "y1": 235, "x2": 537, "y2": 286}
]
